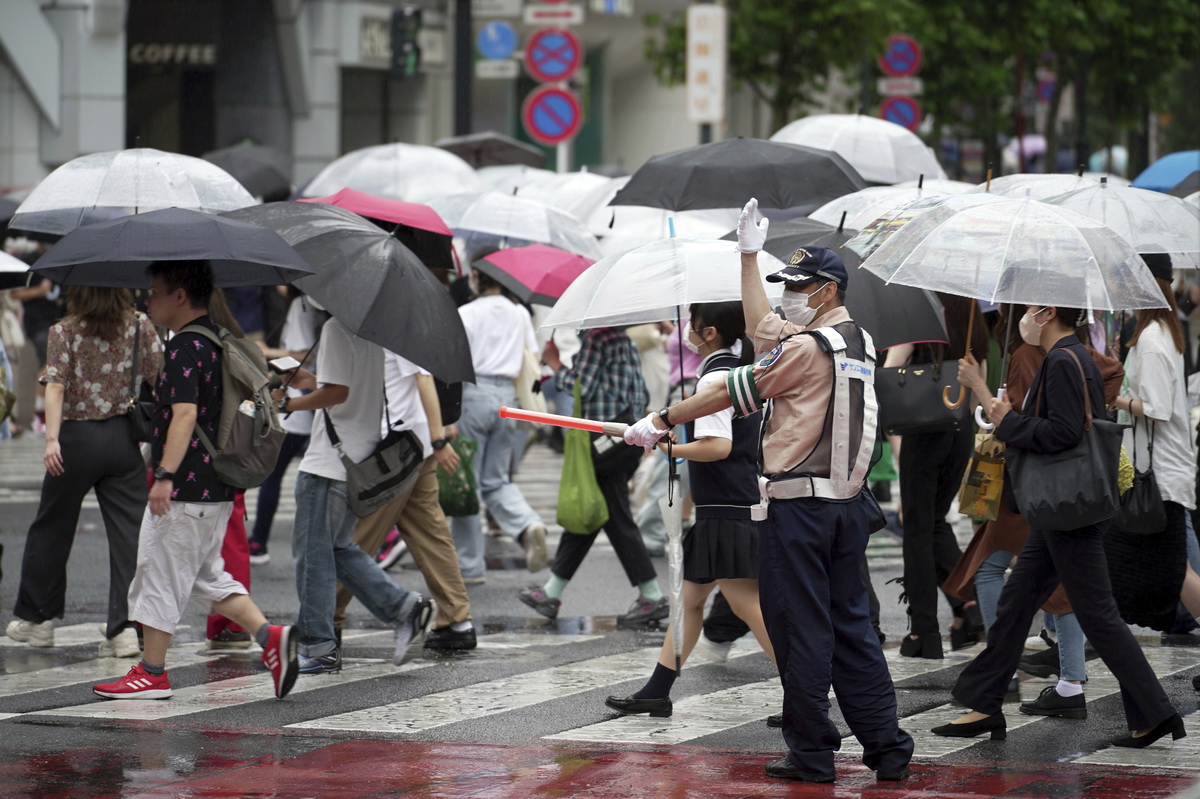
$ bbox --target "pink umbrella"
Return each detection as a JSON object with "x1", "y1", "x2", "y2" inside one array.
[
  {"x1": 301, "y1": 187, "x2": 456, "y2": 271},
  {"x1": 476, "y1": 244, "x2": 595, "y2": 306}
]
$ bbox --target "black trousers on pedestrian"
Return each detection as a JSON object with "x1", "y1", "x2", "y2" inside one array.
[
  {"x1": 952, "y1": 523, "x2": 1176, "y2": 730},
  {"x1": 899, "y1": 426, "x2": 972, "y2": 635},
  {"x1": 551, "y1": 444, "x2": 656, "y2": 587},
  {"x1": 14, "y1": 416, "x2": 147, "y2": 638}
]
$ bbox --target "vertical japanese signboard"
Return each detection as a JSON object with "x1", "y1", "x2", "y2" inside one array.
[{"x1": 685, "y1": 5, "x2": 726, "y2": 125}]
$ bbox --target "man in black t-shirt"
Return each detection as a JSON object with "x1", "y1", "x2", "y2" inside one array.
[{"x1": 93, "y1": 260, "x2": 298, "y2": 703}]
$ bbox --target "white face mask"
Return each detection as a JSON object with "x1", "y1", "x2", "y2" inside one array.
[
  {"x1": 1019, "y1": 307, "x2": 1049, "y2": 346},
  {"x1": 684, "y1": 324, "x2": 705, "y2": 355},
  {"x1": 781, "y1": 282, "x2": 831, "y2": 327}
]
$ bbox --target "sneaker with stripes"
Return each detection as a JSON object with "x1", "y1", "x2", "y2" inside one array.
[
  {"x1": 262, "y1": 624, "x2": 299, "y2": 699},
  {"x1": 92, "y1": 663, "x2": 173, "y2": 700}
]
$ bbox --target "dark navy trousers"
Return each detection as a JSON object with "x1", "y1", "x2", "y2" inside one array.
[{"x1": 759, "y1": 492, "x2": 913, "y2": 778}]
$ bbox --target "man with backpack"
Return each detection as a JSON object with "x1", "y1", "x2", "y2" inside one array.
[{"x1": 93, "y1": 260, "x2": 299, "y2": 701}]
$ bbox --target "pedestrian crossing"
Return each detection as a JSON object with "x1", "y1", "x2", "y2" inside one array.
[{"x1": 1, "y1": 624, "x2": 1198, "y2": 772}]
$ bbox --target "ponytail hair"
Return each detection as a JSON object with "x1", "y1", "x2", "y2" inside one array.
[
  {"x1": 688, "y1": 300, "x2": 752, "y2": 364},
  {"x1": 1049, "y1": 305, "x2": 1091, "y2": 345}
]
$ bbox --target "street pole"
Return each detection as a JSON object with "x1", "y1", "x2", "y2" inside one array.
[{"x1": 454, "y1": 0, "x2": 472, "y2": 135}]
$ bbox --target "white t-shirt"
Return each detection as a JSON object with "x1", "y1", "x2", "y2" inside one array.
[
  {"x1": 280, "y1": 298, "x2": 319, "y2": 436},
  {"x1": 459, "y1": 294, "x2": 537, "y2": 379},
  {"x1": 1122, "y1": 321, "x2": 1197, "y2": 510},
  {"x1": 299, "y1": 317, "x2": 385, "y2": 482},
  {"x1": 383, "y1": 351, "x2": 433, "y2": 459},
  {"x1": 692, "y1": 349, "x2": 735, "y2": 442}
]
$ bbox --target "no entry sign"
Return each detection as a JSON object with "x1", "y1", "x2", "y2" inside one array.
[
  {"x1": 522, "y1": 86, "x2": 583, "y2": 146},
  {"x1": 878, "y1": 33, "x2": 922, "y2": 77},
  {"x1": 880, "y1": 96, "x2": 922, "y2": 132},
  {"x1": 524, "y1": 28, "x2": 583, "y2": 83}
]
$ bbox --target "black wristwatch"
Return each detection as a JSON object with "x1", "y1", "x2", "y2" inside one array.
[
  {"x1": 657, "y1": 407, "x2": 675, "y2": 430},
  {"x1": 432, "y1": 438, "x2": 450, "y2": 451},
  {"x1": 153, "y1": 467, "x2": 175, "y2": 482},
  {"x1": 278, "y1": 394, "x2": 290, "y2": 414}
]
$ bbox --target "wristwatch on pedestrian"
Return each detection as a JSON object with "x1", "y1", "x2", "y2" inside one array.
[
  {"x1": 432, "y1": 438, "x2": 449, "y2": 451},
  {"x1": 277, "y1": 394, "x2": 290, "y2": 414},
  {"x1": 657, "y1": 407, "x2": 675, "y2": 430},
  {"x1": 153, "y1": 467, "x2": 175, "y2": 482}
]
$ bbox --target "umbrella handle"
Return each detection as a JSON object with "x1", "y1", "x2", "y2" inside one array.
[
  {"x1": 942, "y1": 384, "x2": 967, "y2": 409},
  {"x1": 943, "y1": 298, "x2": 978, "y2": 410},
  {"x1": 974, "y1": 386, "x2": 1005, "y2": 432}
]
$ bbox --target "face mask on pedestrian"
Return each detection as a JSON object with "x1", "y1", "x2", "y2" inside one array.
[
  {"x1": 684, "y1": 324, "x2": 706, "y2": 355},
  {"x1": 781, "y1": 282, "x2": 832, "y2": 327},
  {"x1": 1019, "y1": 306, "x2": 1050, "y2": 346}
]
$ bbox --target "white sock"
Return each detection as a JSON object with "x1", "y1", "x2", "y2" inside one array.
[
  {"x1": 1056, "y1": 680, "x2": 1084, "y2": 697},
  {"x1": 450, "y1": 621, "x2": 473, "y2": 632}
]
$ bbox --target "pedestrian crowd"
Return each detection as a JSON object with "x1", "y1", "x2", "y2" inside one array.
[{"x1": 1, "y1": 180, "x2": 1198, "y2": 784}]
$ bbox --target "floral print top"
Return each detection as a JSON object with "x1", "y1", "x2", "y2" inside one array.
[{"x1": 41, "y1": 312, "x2": 163, "y2": 421}]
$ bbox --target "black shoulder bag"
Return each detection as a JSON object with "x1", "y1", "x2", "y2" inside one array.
[
  {"x1": 322, "y1": 389, "x2": 424, "y2": 518},
  {"x1": 126, "y1": 315, "x2": 156, "y2": 443},
  {"x1": 1111, "y1": 417, "x2": 1167, "y2": 534}
]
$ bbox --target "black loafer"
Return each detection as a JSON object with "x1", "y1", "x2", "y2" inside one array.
[
  {"x1": 425, "y1": 626, "x2": 477, "y2": 650},
  {"x1": 605, "y1": 695, "x2": 672, "y2": 717},
  {"x1": 931, "y1": 713, "x2": 1006, "y2": 740},
  {"x1": 877, "y1": 767, "x2": 910, "y2": 781},
  {"x1": 767, "y1": 713, "x2": 783, "y2": 728},
  {"x1": 1020, "y1": 685, "x2": 1086, "y2": 719},
  {"x1": 764, "y1": 756, "x2": 834, "y2": 782}
]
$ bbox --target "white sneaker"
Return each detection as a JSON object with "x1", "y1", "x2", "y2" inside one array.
[
  {"x1": 6, "y1": 619, "x2": 54, "y2": 647},
  {"x1": 98, "y1": 627, "x2": 141, "y2": 658},
  {"x1": 522, "y1": 522, "x2": 548, "y2": 573},
  {"x1": 691, "y1": 635, "x2": 734, "y2": 664}
]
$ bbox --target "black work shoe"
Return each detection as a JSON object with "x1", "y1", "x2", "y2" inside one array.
[
  {"x1": 1019, "y1": 641, "x2": 1061, "y2": 678},
  {"x1": 298, "y1": 649, "x2": 342, "y2": 674},
  {"x1": 425, "y1": 626, "x2": 478, "y2": 650},
  {"x1": 877, "y1": 767, "x2": 910, "y2": 781},
  {"x1": 605, "y1": 695, "x2": 672, "y2": 717},
  {"x1": 767, "y1": 713, "x2": 783, "y2": 728},
  {"x1": 764, "y1": 757, "x2": 834, "y2": 782},
  {"x1": 1020, "y1": 685, "x2": 1087, "y2": 719},
  {"x1": 616, "y1": 596, "x2": 669, "y2": 627}
]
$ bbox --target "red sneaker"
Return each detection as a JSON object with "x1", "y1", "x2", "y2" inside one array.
[
  {"x1": 93, "y1": 663, "x2": 173, "y2": 700},
  {"x1": 262, "y1": 624, "x2": 299, "y2": 699}
]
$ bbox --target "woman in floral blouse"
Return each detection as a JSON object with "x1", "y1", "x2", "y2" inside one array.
[{"x1": 5, "y1": 286, "x2": 162, "y2": 658}]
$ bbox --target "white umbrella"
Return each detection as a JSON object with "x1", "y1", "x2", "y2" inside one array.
[
  {"x1": 0, "y1": 250, "x2": 32, "y2": 290},
  {"x1": 893, "y1": 178, "x2": 976, "y2": 194},
  {"x1": 770, "y1": 114, "x2": 946, "y2": 184},
  {"x1": 598, "y1": 207, "x2": 741, "y2": 258},
  {"x1": 969, "y1": 173, "x2": 1100, "y2": 201},
  {"x1": 1041, "y1": 181, "x2": 1200, "y2": 266},
  {"x1": 303, "y1": 143, "x2": 485, "y2": 204},
  {"x1": 515, "y1": 172, "x2": 613, "y2": 219},
  {"x1": 10, "y1": 148, "x2": 256, "y2": 236},
  {"x1": 1184, "y1": 191, "x2": 1200, "y2": 209},
  {"x1": 430, "y1": 191, "x2": 601, "y2": 260},
  {"x1": 1082, "y1": 172, "x2": 1130, "y2": 187},
  {"x1": 810, "y1": 186, "x2": 949, "y2": 231},
  {"x1": 476, "y1": 164, "x2": 555, "y2": 195},
  {"x1": 540, "y1": 238, "x2": 785, "y2": 330}
]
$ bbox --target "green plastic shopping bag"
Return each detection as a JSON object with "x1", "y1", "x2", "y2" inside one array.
[
  {"x1": 437, "y1": 437, "x2": 480, "y2": 517},
  {"x1": 556, "y1": 382, "x2": 609, "y2": 534}
]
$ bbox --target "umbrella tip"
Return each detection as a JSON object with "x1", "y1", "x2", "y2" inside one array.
[
  {"x1": 837, "y1": 210, "x2": 847, "y2": 234},
  {"x1": 1100, "y1": 176, "x2": 1108, "y2": 186},
  {"x1": 918, "y1": 174, "x2": 925, "y2": 190},
  {"x1": 1077, "y1": 164, "x2": 1085, "y2": 177}
]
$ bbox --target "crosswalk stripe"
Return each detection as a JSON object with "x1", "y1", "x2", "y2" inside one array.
[
  {"x1": 1, "y1": 622, "x2": 115, "y2": 649},
  {"x1": 30, "y1": 659, "x2": 432, "y2": 722},
  {"x1": 1074, "y1": 714, "x2": 1200, "y2": 768}
]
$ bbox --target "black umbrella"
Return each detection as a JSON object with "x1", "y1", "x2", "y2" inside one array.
[
  {"x1": 721, "y1": 216, "x2": 946, "y2": 351},
  {"x1": 435, "y1": 131, "x2": 546, "y2": 169},
  {"x1": 224, "y1": 203, "x2": 474, "y2": 384},
  {"x1": 610, "y1": 138, "x2": 866, "y2": 212},
  {"x1": 1170, "y1": 170, "x2": 1200, "y2": 199},
  {"x1": 203, "y1": 143, "x2": 293, "y2": 201},
  {"x1": 29, "y1": 208, "x2": 315, "y2": 288}
]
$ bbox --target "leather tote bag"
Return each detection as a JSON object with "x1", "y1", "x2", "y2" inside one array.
[
  {"x1": 1006, "y1": 349, "x2": 1124, "y2": 530},
  {"x1": 875, "y1": 359, "x2": 971, "y2": 436},
  {"x1": 1111, "y1": 418, "x2": 1167, "y2": 534}
]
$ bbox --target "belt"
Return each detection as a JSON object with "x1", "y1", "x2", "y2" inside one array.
[
  {"x1": 762, "y1": 475, "x2": 862, "y2": 501},
  {"x1": 695, "y1": 505, "x2": 756, "y2": 521}
]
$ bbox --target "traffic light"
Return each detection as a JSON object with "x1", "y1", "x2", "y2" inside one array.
[{"x1": 390, "y1": 5, "x2": 423, "y2": 78}]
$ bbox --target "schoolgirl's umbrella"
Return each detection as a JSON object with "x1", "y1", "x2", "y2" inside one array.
[{"x1": 474, "y1": 244, "x2": 594, "y2": 306}]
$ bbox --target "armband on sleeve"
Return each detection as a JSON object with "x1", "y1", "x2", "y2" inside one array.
[{"x1": 727, "y1": 365, "x2": 763, "y2": 418}]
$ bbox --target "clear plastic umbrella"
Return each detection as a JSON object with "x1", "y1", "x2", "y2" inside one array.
[
  {"x1": 476, "y1": 164, "x2": 555, "y2": 195},
  {"x1": 1184, "y1": 191, "x2": 1200, "y2": 209},
  {"x1": 10, "y1": 148, "x2": 256, "y2": 236},
  {"x1": 967, "y1": 173, "x2": 1101, "y2": 201},
  {"x1": 770, "y1": 114, "x2": 946, "y2": 184},
  {"x1": 597, "y1": 206, "x2": 741, "y2": 258},
  {"x1": 539, "y1": 238, "x2": 785, "y2": 330},
  {"x1": 515, "y1": 172, "x2": 613, "y2": 219},
  {"x1": 430, "y1": 191, "x2": 602, "y2": 260},
  {"x1": 858, "y1": 194, "x2": 1167, "y2": 312},
  {"x1": 0, "y1": 250, "x2": 32, "y2": 290},
  {"x1": 302, "y1": 143, "x2": 485, "y2": 204},
  {"x1": 810, "y1": 186, "x2": 949, "y2": 231},
  {"x1": 893, "y1": 178, "x2": 976, "y2": 194},
  {"x1": 1040, "y1": 180, "x2": 1200, "y2": 267},
  {"x1": 659, "y1": 466, "x2": 685, "y2": 673}
]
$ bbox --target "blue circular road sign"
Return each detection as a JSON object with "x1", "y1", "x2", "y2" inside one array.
[
  {"x1": 522, "y1": 86, "x2": 582, "y2": 146},
  {"x1": 524, "y1": 28, "x2": 582, "y2": 83},
  {"x1": 477, "y1": 22, "x2": 517, "y2": 61}
]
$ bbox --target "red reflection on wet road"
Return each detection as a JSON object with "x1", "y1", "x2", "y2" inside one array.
[{"x1": 2, "y1": 739, "x2": 1196, "y2": 798}]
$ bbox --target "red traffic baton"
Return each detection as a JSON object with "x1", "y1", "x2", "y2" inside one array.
[{"x1": 499, "y1": 406, "x2": 629, "y2": 438}]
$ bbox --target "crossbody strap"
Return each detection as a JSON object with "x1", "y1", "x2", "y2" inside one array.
[
  {"x1": 1034, "y1": 347, "x2": 1092, "y2": 431},
  {"x1": 129, "y1": 315, "x2": 140, "y2": 403}
]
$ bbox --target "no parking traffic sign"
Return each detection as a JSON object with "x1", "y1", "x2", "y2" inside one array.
[
  {"x1": 880, "y1": 96, "x2": 922, "y2": 132},
  {"x1": 878, "y1": 33, "x2": 922, "y2": 77},
  {"x1": 524, "y1": 28, "x2": 583, "y2": 83},
  {"x1": 522, "y1": 86, "x2": 583, "y2": 146}
]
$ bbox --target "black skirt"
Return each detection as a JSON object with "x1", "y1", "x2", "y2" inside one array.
[{"x1": 683, "y1": 515, "x2": 760, "y2": 583}]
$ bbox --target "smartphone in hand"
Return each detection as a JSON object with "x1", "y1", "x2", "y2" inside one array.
[{"x1": 269, "y1": 356, "x2": 301, "y2": 373}]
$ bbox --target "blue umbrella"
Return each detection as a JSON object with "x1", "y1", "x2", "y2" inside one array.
[{"x1": 1132, "y1": 150, "x2": 1200, "y2": 193}]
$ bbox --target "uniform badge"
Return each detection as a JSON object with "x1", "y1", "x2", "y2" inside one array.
[{"x1": 758, "y1": 344, "x2": 783, "y2": 368}]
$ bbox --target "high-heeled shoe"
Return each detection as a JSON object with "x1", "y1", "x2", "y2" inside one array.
[
  {"x1": 1111, "y1": 713, "x2": 1185, "y2": 748},
  {"x1": 930, "y1": 713, "x2": 1006, "y2": 740},
  {"x1": 899, "y1": 632, "x2": 943, "y2": 659}
]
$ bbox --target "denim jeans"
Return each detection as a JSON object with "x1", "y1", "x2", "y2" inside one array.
[
  {"x1": 976, "y1": 549, "x2": 1013, "y2": 632},
  {"x1": 450, "y1": 377, "x2": 541, "y2": 578},
  {"x1": 293, "y1": 470, "x2": 412, "y2": 658},
  {"x1": 249, "y1": 432, "x2": 309, "y2": 548},
  {"x1": 1053, "y1": 612, "x2": 1087, "y2": 682}
]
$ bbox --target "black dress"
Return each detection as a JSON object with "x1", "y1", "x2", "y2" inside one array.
[{"x1": 682, "y1": 351, "x2": 762, "y2": 583}]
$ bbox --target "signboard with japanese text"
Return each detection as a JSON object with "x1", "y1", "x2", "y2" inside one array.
[{"x1": 685, "y1": 4, "x2": 726, "y2": 125}]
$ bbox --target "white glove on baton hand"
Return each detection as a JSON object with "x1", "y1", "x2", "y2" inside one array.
[
  {"x1": 736, "y1": 197, "x2": 769, "y2": 254},
  {"x1": 624, "y1": 413, "x2": 669, "y2": 452}
]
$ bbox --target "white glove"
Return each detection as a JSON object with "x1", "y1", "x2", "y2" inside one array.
[
  {"x1": 624, "y1": 413, "x2": 668, "y2": 452},
  {"x1": 736, "y1": 197, "x2": 769, "y2": 254}
]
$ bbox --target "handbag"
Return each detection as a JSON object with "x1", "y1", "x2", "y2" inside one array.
[
  {"x1": 557, "y1": 382, "x2": 609, "y2": 534},
  {"x1": 437, "y1": 437, "x2": 480, "y2": 517},
  {"x1": 957, "y1": 433, "x2": 1005, "y2": 521},
  {"x1": 1111, "y1": 418, "x2": 1167, "y2": 534},
  {"x1": 875, "y1": 359, "x2": 971, "y2": 435},
  {"x1": 126, "y1": 318, "x2": 155, "y2": 443},
  {"x1": 1006, "y1": 348, "x2": 1124, "y2": 530},
  {"x1": 323, "y1": 392, "x2": 423, "y2": 518},
  {"x1": 514, "y1": 348, "x2": 547, "y2": 415}
]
